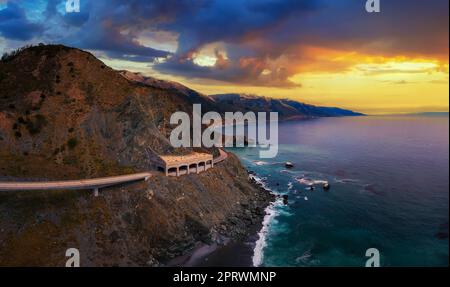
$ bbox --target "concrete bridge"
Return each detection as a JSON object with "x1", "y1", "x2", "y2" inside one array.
[
  {"x1": 0, "y1": 149, "x2": 228, "y2": 194},
  {"x1": 0, "y1": 172, "x2": 152, "y2": 196}
]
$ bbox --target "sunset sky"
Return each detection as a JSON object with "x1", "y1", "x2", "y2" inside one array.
[{"x1": 0, "y1": 0, "x2": 448, "y2": 114}]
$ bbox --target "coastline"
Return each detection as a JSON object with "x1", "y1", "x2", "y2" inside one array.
[{"x1": 167, "y1": 171, "x2": 277, "y2": 267}]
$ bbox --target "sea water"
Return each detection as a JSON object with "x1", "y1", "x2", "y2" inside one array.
[{"x1": 229, "y1": 115, "x2": 449, "y2": 267}]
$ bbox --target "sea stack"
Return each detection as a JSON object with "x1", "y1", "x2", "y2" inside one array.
[{"x1": 282, "y1": 195, "x2": 289, "y2": 205}]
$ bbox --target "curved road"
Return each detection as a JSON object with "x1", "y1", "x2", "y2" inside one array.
[
  {"x1": 213, "y1": 148, "x2": 228, "y2": 164},
  {"x1": 0, "y1": 172, "x2": 152, "y2": 193},
  {"x1": 0, "y1": 149, "x2": 228, "y2": 195}
]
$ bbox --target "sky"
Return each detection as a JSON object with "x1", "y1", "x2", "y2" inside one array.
[{"x1": 0, "y1": 0, "x2": 448, "y2": 114}]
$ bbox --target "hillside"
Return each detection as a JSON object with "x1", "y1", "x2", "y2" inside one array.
[
  {"x1": 0, "y1": 45, "x2": 272, "y2": 266},
  {"x1": 0, "y1": 44, "x2": 361, "y2": 267},
  {"x1": 0, "y1": 45, "x2": 220, "y2": 179},
  {"x1": 210, "y1": 93, "x2": 364, "y2": 120}
]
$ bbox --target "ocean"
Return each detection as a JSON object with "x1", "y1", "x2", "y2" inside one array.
[{"x1": 229, "y1": 115, "x2": 449, "y2": 267}]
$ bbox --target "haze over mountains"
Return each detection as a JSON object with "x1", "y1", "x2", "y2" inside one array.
[
  {"x1": 120, "y1": 71, "x2": 364, "y2": 120},
  {"x1": 210, "y1": 94, "x2": 364, "y2": 119}
]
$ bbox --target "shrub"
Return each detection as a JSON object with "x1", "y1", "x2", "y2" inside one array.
[
  {"x1": 67, "y1": 137, "x2": 78, "y2": 149},
  {"x1": 25, "y1": 114, "x2": 47, "y2": 135}
]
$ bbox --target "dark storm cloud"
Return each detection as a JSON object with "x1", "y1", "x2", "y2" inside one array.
[
  {"x1": 0, "y1": 2, "x2": 42, "y2": 40},
  {"x1": 52, "y1": 0, "x2": 173, "y2": 61}
]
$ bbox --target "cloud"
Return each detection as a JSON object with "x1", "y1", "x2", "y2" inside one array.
[
  {"x1": 0, "y1": 2, "x2": 42, "y2": 40},
  {"x1": 48, "y1": 0, "x2": 172, "y2": 61},
  {"x1": 0, "y1": 0, "x2": 448, "y2": 87},
  {"x1": 154, "y1": 0, "x2": 449, "y2": 87},
  {"x1": 156, "y1": 52, "x2": 301, "y2": 87}
]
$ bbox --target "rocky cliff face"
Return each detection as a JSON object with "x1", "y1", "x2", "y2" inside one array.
[
  {"x1": 0, "y1": 153, "x2": 272, "y2": 266},
  {"x1": 0, "y1": 45, "x2": 272, "y2": 266}
]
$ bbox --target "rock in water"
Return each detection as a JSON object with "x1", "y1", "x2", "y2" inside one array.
[
  {"x1": 323, "y1": 182, "x2": 331, "y2": 191},
  {"x1": 285, "y1": 162, "x2": 294, "y2": 168},
  {"x1": 282, "y1": 195, "x2": 289, "y2": 205}
]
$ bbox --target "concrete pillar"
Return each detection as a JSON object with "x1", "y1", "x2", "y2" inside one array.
[
  {"x1": 176, "y1": 167, "x2": 180, "y2": 177},
  {"x1": 165, "y1": 167, "x2": 168, "y2": 176},
  {"x1": 94, "y1": 188, "x2": 99, "y2": 197},
  {"x1": 196, "y1": 163, "x2": 199, "y2": 174}
]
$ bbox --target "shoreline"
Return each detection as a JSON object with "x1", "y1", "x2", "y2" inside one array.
[{"x1": 167, "y1": 171, "x2": 277, "y2": 267}]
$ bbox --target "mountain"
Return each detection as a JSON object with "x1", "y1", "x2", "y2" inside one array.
[
  {"x1": 0, "y1": 45, "x2": 272, "y2": 266},
  {"x1": 119, "y1": 73, "x2": 363, "y2": 120},
  {"x1": 210, "y1": 93, "x2": 364, "y2": 120},
  {"x1": 0, "y1": 45, "x2": 227, "y2": 180},
  {"x1": 0, "y1": 44, "x2": 362, "y2": 266}
]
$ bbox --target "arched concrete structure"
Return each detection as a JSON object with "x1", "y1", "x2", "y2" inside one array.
[
  {"x1": 198, "y1": 161, "x2": 205, "y2": 172},
  {"x1": 155, "y1": 152, "x2": 214, "y2": 177}
]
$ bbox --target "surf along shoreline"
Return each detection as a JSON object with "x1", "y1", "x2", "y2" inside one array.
[{"x1": 166, "y1": 169, "x2": 277, "y2": 267}]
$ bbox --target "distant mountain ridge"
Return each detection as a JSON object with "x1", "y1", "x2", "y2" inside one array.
[
  {"x1": 209, "y1": 93, "x2": 364, "y2": 120},
  {"x1": 120, "y1": 72, "x2": 364, "y2": 120}
]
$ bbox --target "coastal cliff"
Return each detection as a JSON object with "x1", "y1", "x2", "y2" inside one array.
[
  {"x1": 0, "y1": 153, "x2": 272, "y2": 266},
  {"x1": 0, "y1": 45, "x2": 272, "y2": 266}
]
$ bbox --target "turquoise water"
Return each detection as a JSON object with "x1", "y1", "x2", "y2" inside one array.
[{"x1": 229, "y1": 115, "x2": 449, "y2": 267}]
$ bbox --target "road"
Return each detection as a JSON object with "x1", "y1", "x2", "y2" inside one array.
[
  {"x1": 0, "y1": 149, "x2": 228, "y2": 194},
  {"x1": 0, "y1": 172, "x2": 152, "y2": 193},
  {"x1": 213, "y1": 148, "x2": 228, "y2": 164}
]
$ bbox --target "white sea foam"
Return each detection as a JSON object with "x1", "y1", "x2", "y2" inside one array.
[
  {"x1": 253, "y1": 160, "x2": 269, "y2": 166},
  {"x1": 252, "y1": 199, "x2": 281, "y2": 267},
  {"x1": 249, "y1": 174, "x2": 269, "y2": 190},
  {"x1": 296, "y1": 177, "x2": 329, "y2": 186},
  {"x1": 287, "y1": 182, "x2": 294, "y2": 190}
]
